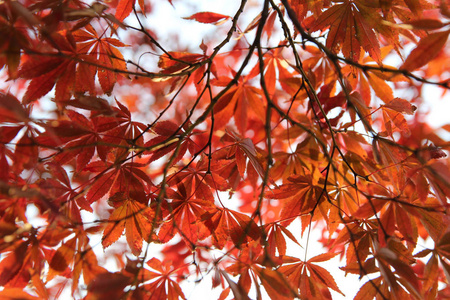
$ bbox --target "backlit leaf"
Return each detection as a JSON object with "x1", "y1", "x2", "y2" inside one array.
[
  {"x1": 402, "y1": 30, "x2": 450, "y2": 71},
  {"x1": 184, "y1": 12, "x2": 231, "y2": 24}
]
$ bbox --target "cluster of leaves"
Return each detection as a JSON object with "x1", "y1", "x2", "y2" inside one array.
[{"x1": 0, "y1": 0, "x2": 450, "y2": 299}]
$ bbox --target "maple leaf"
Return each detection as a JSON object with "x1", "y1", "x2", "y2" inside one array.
[
  {"x1": 158, "y1": 185, "x2": 215, "y2": 244},
  {"x1": 18, "y1": 33, "x2": 78, "y2": 103},
  {"x1": 381, "y1": 106, "x2": 411, "y2": 137},
  {"x1": 0, "y1": 1, "x2": 34, "y2": 79},
  {"x1": 384, "y1": 97, "x2": 417, "y2": 115},
  {"x1": 145, "y1": 120, "x2": 201, "y2": 166},
  {"x1": 36, "y1": 110, "x2": 105, "y2": 172},
  {"x1": 184, "y1": 12, "x2": 231, "y2": 25},
  {"x1": 102, "y1": 196, "x2": 156, "y2": 255},
  {"x1": 254, "y1": 266, "x2": 297, "y2": 300},
  {"x1": 17, "y1": 26, "x2": 127, "y2": 102},
  {"x1": 158, "y1": 51, "x2": 205, "y2": 75},
  {"x1": 213, "y1": 76, "x2": 265, "y2": 134},
  {"x1": 204, "y1": 208, "x2": 261, "y2": 249},
  {"x1": 84, "y1": 160, "x2": 152, "y2": 205},
  {"x1": 0, "y1": 228, "x2": 59, "y2": 297},
  {"x1": 221, "y1": 131, "x2": 266, "y2": 182},
  {"x1": 140, "y1": 258, "x2": 187, "y2": 300},
  {"x1": 279, "y1": 253, "x2": 344, "y2": 299},
  {"x1": 353, "y1": 277, "x2": 382, "y2": 300},
  {"x1": 310, "y1": 0, "x2": 381, "y2": 63},
  {"x1": 342, "y1": 46, "x2": 403, "y2": 104},
  {"x1": 247, "y1": 47, "x2": 294, "y2": 96},
  {"x1": 375, "y1": 247, "x2": 422, "y2": 298},
  {"x1": 270, "y1": 173, "x2": 326, "y2": 226},
  {"x1": 73, "y1": 24, "x2": 129, "y2": 95},
  {"x1": 0, "y1": 242, "x2": 28, "y2": 287},
  {"x1": 72, "y1": 247, "x2": 107, "y2": 295},
  {"x1": 115, "y1": 0, "x2": 135, "y2": 22},
  {"x1": 38, "y1": 162, "x2": 92, "y2": 222},
  {"x1": 48, "y1": 236, "x2": 77, "y2": 279},
  {"x1": 309, "y1": 82, "x2": 347, "y2": 126},
  {"x1": 94, "y1": 100, "x2": 147, "y2": 159},
  {"x1": 402, "y1": 30, "x2": 450, "y2": 71},
  {"x1": 167, "y1": 155, "x2": 228, "y2": 201},
  {"x1": 271, "y1": 149, "x2": 307, "y2": 181},
  {"x1": 264, "y1": 223, "x2": 300, "y2": 257}
]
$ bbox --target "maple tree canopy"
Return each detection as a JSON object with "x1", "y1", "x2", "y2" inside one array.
[{"x1": 1, "y1": 0, "x2": 450, "y2": 299}]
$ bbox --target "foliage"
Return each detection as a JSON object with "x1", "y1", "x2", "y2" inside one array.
[{"x1": 0, "y1": 0, "x2": 450, "y2": 299}]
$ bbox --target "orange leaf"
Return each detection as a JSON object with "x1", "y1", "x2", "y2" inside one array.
[
  {"x1": 409, "y1": 203, "x2": 445, "y2": 242},
  {"x1": 0, "y1": 288, "x2": 40, "y2": 300},
  {"x1": 440, "y1": 257, "x2": 450, "y2": 286},
  {"x1": 0, "y1": 242, "x2": 28, "y2": 286},
  {"x1": 48, "y1": 237, "x2": 76, "y2": 276},
  {"x1": 380, "y1": 203, "x2": 396, "y2": 238},
  {"x1": 184, "y1": 12, "x2": 231, "y2": 24},
  {"x1": 311, "y1": 2, "x2": 381, "y2": 63},
  {"x1": 354, "y1": 278, "x2": 381, "y2": 300},
  {"x1": 205, "y1": 208, "x2": 260, "y2": 249},
  {"x1": 307, "y1": 252, "x2": 340, "y2": 263},
  {"x1": 384, "y1": 97, "x2": 417, "y2": 115},
  {"x1": 377, "y1": 247, "x2": 421, "y2": 296},
  {"x1": 98, "y1": 53, "x2": 115, "y2": 95},
  {"x1": 219, "y1": 270, "x2": 251, "y2": 300},
  {"x1": 22, "y1": 65, "x2": 62, "y2": 103},
  {"x1": 255, "y1": 266, "x2": 296, "y2": 300},
  {"x1": 311, "y1": 2, "x2": 350, "y2": 53},
  {"x1": 306, "y1": 262, "x2": 344, "y2": 296},
  {"x1": 394, "y1": 204, "x2": 415, "y2": 243},
  {"x1": 366, "y1": 73, "x2": 393, "y2": 103},
  {"x1": 437, "y1": 231, "x2": 450, "y2": 260},
  {"x1": 102, "y1": 203, "x2": 127, "y2": 249},
  {"x1": 353, "y1": 8, "x2": 381, "y2": 63},
  {"x1": 382, "y1": 107, "x2": 411, "y2": 136},
  {"x1": 115, "y1": 0, "x2": 135, "y2": 22},
  {"x1": 423, "y1": 254, "x2": 439, "y2": 292},
  {"x1": 402, "y1": 30, "x2": 450, "y2": 71}
]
